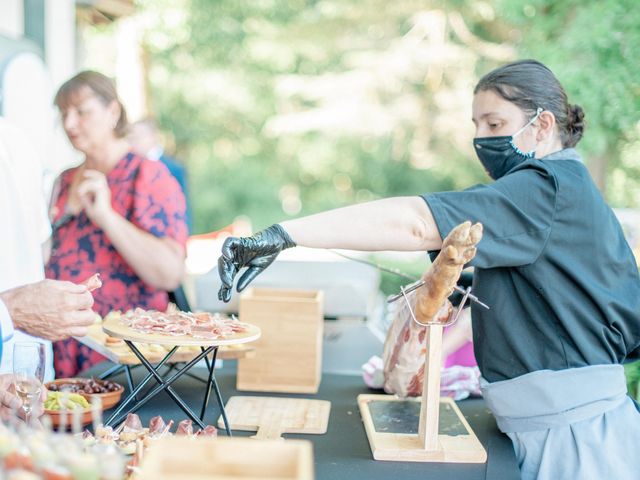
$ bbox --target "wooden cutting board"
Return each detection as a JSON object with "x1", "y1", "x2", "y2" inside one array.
[{"x1": 218, "y1": 396, "x2": 331, "y2": 439}]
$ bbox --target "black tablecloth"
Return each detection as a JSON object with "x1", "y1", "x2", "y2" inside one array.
[{"x1": 85, "y1": 361, "x2": 520, "y2": 480}]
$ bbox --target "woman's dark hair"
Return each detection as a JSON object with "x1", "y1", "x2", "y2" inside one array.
[
  {"x1": 474, "y1": 59, "x2": 585, "y2": 148},
  {"x1": 54, "y1": 70, "x2": 128, "y2": 138}
]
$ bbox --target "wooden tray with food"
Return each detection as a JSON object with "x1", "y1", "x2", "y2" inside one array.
[
  {"x1": 77, "y1": 315, "x2": 257, "y2": 366},
  {"x1": 102, "y1": 308, "x2": 261, "y2": 347}
]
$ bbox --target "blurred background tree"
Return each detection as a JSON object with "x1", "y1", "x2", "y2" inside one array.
[
  {"x1": 126, "y1": 0, "x2": 510, "y2": 233},
  {"x1": 83, "y1": 0, "x2": 639, "y2": 233},
  {"x1": 494, "y1": 0, "x2": 640, "y2": 206},
  {"x1": 79, "y1": 0, "x2": 640, "y2": 384}
]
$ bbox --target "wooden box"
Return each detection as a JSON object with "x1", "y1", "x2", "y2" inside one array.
[
  {"x1": 137, "y1": 436, "x2": 314, "y2": 480},
  {"x1": 237, "y1": 288, "x2": 324, "y2": 394}
]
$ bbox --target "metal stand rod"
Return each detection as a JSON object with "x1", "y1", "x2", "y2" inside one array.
[
  {"x1": 210, "y1": 353, "x2": 231, "y2": 436},
  {"x1": 124, "y1": 365, "x2": 137, "y2": 400},
  {"x1": 98, "y1": 363, "x2": 125, "y2": 380},
  {"x1": 200, "y1": 347, "x2": 222, "y2": 426},
  {"x1": 105, "y1": 346, "x2": 178, "y2": 426},
  {"x1": 194, "y1": 344, "x2": 230, "y2": 434},
  {"x1": 108, "y1": 342, "x2": 215, "y2": 429}
]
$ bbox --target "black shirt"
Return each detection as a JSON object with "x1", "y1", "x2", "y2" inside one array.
[{"x1": 422, "y1": 149, "x2": 640, "y2": 382}]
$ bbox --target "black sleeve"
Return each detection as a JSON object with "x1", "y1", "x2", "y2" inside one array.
[{"x1": 422, "y1": 167, "x2": 557, "y2": 269}]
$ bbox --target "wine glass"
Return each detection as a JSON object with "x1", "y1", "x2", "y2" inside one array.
[{"x1": 13, "y1": 342, "x2": 46, "y2": 425}]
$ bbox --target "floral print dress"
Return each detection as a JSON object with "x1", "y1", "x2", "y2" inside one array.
[{"x1": 46, "y1": 152, "x2": 188, "y2": 377}]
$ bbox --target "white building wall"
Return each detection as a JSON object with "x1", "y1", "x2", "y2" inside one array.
[
  {"x1": 0, "y1": 0, "x2": 78, "y2": 188},
  {"x1": 0, "y1": 0, "x2": 24, "y2": 38},
  {"x1": 45, "y1": 0, "x2": 75, "y2": 88},
  {"x1": 44, "y1": 0, "x2": 81, "y2": 176},
  {"x1": 115, "y1": 16, "x2": 146, "y2": 122}
]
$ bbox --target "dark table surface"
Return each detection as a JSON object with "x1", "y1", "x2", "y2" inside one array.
[{"x1": 85, "y1": 361, "x2": 520, "y2": 480}]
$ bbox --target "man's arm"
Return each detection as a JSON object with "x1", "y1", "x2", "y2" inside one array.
[{"x1": 0, "y1": 280, "x2": 96, "y2": 341}]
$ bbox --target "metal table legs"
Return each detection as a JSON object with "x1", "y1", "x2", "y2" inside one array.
[{"x1": 104, "y1": 341, "x2": 232, "y2": 435}]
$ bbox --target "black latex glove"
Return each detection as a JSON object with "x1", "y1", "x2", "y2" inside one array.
[{"x1": 217, "y1": 224, "x2": 296, "y2": 302}]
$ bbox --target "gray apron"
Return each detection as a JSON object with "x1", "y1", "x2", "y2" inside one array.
[{"x1": 481, "y1": 365, "x2": 640, "y2": 480}]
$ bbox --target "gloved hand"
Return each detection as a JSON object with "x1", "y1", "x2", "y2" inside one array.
[{"x1": 217, "y1": 224, "x2": 296, "y2": 302}]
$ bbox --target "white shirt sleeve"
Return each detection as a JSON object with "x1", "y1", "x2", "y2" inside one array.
[
  {"x1": 0, "y1": 299, "x2": 14, "y2": 343},
  {"x1": 15, "y1": 128, "x2": 51, "y2": 245}
]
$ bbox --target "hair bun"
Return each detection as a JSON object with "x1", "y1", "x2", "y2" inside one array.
[{"x1": 566, "y1": 104, "x2": 585, "y2": 147}]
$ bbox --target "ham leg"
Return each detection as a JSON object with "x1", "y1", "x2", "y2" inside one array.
[{"x1": 382, "y1": 221, "x2": 482, "y2": 397}]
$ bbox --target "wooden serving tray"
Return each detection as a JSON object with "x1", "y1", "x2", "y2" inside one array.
[
  {"x1": 76, "y1": 323, "x2": 257, "y2": 366},
  {"x1": 102, "y1": 313, "x2": 261, "y2": 347}
]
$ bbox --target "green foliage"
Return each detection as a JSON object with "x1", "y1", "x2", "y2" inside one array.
[
  {"x1": 373, "y1": 254, "x2": 431, "y2": 296},
  {"x1": 624, "y1": 360, "x2": 640, "y2": 402},
  {"x1": 135, "y1": 0, "x2": 488, "y2": 233},
  {"x1": 127, "y1": 0, "x2": 640, "y2": 233},
  {"x1": 493, "y1": 0, "x2": 640, "y2": 200}
]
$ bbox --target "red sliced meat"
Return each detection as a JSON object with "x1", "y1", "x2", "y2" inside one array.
[
  {"x1": 80, "y1": 273, "x2": 102, "y2": 292},
  {"x1": 148, "y1": 415, "x2": 166, "y2": 435},
  {"x1": 176, "y1": 419, "x2": 193, "y2": 436},
  {"x1": 124, "y1": 413, "x2": 143, "y2": 432},
  {"x1": 197, "y1": 425, "x2": 218, "y2": 437},
  {"x1": 120, "y1": 307, "x2": 251, "y2": 339}
]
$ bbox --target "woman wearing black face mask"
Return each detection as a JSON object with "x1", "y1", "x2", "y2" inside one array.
[{"x1": 217, "y1": 59, "x2": 640, "y2": 479}]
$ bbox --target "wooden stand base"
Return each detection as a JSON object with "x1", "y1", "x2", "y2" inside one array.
[{"x1": 358, "y1": 394, "x2": 487, "y2": 463}]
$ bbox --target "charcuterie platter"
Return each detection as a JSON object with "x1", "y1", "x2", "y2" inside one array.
[
  {"x1": 75, "y1": 274, "x2": 258, "y2": 361},
  {"x1": 102, "y1": 308, "x2": 261, "y2": 347},
  {"x1": 100, "y1": 307, "x2": 261, "y2": 432},
  {"x1": 78, "y1": 323, "x2": 255, "y2": 365}
]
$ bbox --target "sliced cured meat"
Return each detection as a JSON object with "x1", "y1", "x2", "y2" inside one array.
[
  {"x1": 197, "y1": 425, "x2": 218, "y2": 437},
  {"x1": 80, "y1": 273, "x2": 102, "y2": 291},
  {"x1": 123, "y1": 413, "x2": 143, "y2": 432},
  {"x1": 117, "y1": 307, "x2": 250, "y2": 339},
  {"x1": 148, "y1": 416, "x2": 166, "y2": 435},
  {"x1": 176, "y1": 419, "x2": 193, "y2": 436}
]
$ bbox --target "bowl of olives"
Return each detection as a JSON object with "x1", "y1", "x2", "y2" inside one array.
[{"x1": 46, "y1": 378, "x2": 124, "y2": 410}]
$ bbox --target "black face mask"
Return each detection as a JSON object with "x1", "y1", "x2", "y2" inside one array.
[{"x1": 473, "y1": 108, "x2": 542, "y2": 180}]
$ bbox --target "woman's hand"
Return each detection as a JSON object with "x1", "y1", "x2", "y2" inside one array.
[{"x1": 77, "y1": 169, "x2": 114, "y2": 227}]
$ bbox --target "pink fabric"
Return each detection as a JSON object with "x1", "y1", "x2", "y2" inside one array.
[{"x1": 443, "y1": 325, "x2": 477, "y2": 368}]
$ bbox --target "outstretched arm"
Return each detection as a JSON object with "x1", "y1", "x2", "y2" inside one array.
[
  {"x1": 218, "y1": 196, "x2": 443, "y2": 302},
  {"x1": 281, "y1": 196, "x2": 442, "y2": 251}
]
